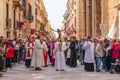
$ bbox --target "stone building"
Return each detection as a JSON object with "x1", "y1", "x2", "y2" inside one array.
[
  {"x1": 75, "y1": 0, "x2": 102, "y2": 38},
  {"x1": 101, "y1": 0, "x2": 120, "y2": 39},
  {"x1": 31, "y1": 0, "x2": 48, "y2": 37},
  {"x1": 64, "y1": 0, "x2": 120, "y2": 39},
  {"x1": 63, "y1": 0, "x2": 77, "y2": 39},
  {"x1": 0, "y1": 0, "x2": 25, "y2": 39},
  {"x1": 0, "y1": 0, "x2": 50, "y2": 39}
]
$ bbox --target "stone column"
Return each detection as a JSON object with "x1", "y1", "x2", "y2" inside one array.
[
  {"x1": 86, "y1": 0, "x2": 92, "y2": 37},
  {"x1": 76, "y1": 0, "x2": 80, "y2": 39},
  {"x1": 78, "y1": 0, "x2": 84, "y2": 38},
  {"x1": 83, "y1": 0, "x2": 87, "y2": 37},
  {"x1": 92, "y1": 0, "x2": 96, "y2": 37},
  {"x1": 95, "y1": 0, "x2": 101, "y2": 37}
]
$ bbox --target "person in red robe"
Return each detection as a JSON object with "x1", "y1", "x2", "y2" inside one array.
[
  {"x1": 25, "y1": 37, "x2": 34, "y2": 68},
  {"x1": 42, "y1": 38, "x2": 49, "y2": 67}
]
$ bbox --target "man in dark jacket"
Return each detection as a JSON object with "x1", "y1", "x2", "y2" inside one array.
[{"x1": 69, "y1": 36, "x2": 77, "y2": 67}]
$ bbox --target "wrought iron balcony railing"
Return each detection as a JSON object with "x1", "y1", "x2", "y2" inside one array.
[{"x1": 6, "y1": 18, "x2": 11, "y2": 29}]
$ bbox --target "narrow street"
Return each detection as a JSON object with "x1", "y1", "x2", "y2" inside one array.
[{"x1": 0, "y1": 63, "x2": 119, "y2": 80}]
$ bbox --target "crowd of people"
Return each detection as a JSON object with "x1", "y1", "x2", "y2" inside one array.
[{"x1": 0, "y1": 35, "x2": 120, "y2": 77}]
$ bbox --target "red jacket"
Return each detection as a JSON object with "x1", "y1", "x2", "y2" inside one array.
[
  {"x1": 112, "y1": 44, "x2": 120, "y2": 59},
  {"x1": 6, "y1": 45, "x2": 14, "y2": 58}
]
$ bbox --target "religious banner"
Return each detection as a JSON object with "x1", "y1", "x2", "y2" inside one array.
[
  {"x1": 31, "y1": 29, "x2": 35, "y2": 35},
  {"x1": 66, "y1": 26, "x2": 71, "y2": 34},
  {"x1": 19, "y1": 22, "x2": 24, "y2": 29}
]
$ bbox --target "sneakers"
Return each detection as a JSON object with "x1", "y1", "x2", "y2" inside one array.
[{"x1": 96, "y1": 70, "x2": 101, "y2": 72}]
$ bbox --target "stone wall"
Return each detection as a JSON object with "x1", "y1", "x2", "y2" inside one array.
[
  {"x1": 101, "y1": 0, "x2": 118, "y2": 38},
  {"x1": 0, "y1": 0, "x2": 4, "y2": 36}
]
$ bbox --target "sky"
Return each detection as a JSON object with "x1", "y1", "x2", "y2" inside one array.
[{"x1": 43, "y1": 0, "x2": 67, "y2": 31}]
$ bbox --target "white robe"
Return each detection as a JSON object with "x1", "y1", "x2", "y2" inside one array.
[
  {"x1": 31, "y1": 39, "x2": 44, "y2": 67},
  {"x1": 55, "y1": 42, "x2": 67, "y2": 70},
  {"x1": 83, "y1": 41, "x2": 95, "y2": 63}
]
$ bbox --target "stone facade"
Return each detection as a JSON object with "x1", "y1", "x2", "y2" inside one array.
[
  {"x1": 0, "y1": 0, "x2": 50, "y2": 39},
  {"x1": 101, "y1": 0, "x2": 119, "y2": 38},
  {"x1": 64, "y1": 0, "x2": 120, "y2": 39},
  {"x1": 0, "y1": 0, "x2": 4, "y2": 36}
]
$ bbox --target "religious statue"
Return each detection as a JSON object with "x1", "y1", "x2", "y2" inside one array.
[{"x1": 51, "y1": 28, "x2": 65, "y2": 41}]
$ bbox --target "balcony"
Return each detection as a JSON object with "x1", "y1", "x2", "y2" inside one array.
[
  {"x1": 14, "y1": 21, "x2": 20, "y2": 30},
  {"x1": 35, "y1": 0, "x2": 40, "y2": 9},
  {"x1": 13, "y1": 0, "x2": 20, "y2": 8},
  {"x1": 40, "y1": 10, "x2": 48, "y2": 23},
  {"x1": 13, "y1": 0, "x2": 20, "y2": 3},
  {"x1": 35, "y1": 0, "x2": 39, "y2": 6},
  {"x1": 25, "y1": 15, "x2": 34, "y2": 22},
  {"x1": 36, "y1": 15, "x2": 41, "y2": 22},
  {"x1": 13, "y1": 0, "x2": 25, "y2": 10},
  {"x1": 30, "y1": 16, "x2": 34, "y2": 23},
  {"x1": 6, "y1": 18, "x2": 11, "y2": 29}
]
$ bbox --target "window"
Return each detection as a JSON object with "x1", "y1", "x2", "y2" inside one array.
[
  {"x1": 6, "y1": 32, "x2": 10, "y2": 38},
  {"x1": 6, "y1": 3, "x2": 9, "y2": 19},
  {"x1": 6, "y1": 3, "x2": 9, "y2": 28},
  {"x1": 14, "y1": 10, "x2": 16, "y2": 29},
  {"x1": 35, "y1": 8, "x2": 37, "y2": 15}
]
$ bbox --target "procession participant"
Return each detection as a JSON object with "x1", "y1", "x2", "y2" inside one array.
[
  {"x1": 51, "y1": 40, "x2": 55, "y2": 66},
  {"x1": 55, "y1": 38, "x2": 66, "y2": 71},
  {"x1": 42, "y1": 37, "x2": 49, "y2": 67},
  {"x1": 31, "y1": 36, "x2": 44, "y2": 70},
  {"x1": 46, "y1": 39, "x2": 52, "y2": 63},
  {"x1": 25, "y1": 37, "x2": 34, "y2": 68},
  {"x1": 66, "y1": 40, "x2": 71, "y2": 66},
  {"x1": 69, "y1": 36, "x2": 77, "y2": 68},
  {"x1": 82, "y1": 36, "x2": 95, "y2": 72}
]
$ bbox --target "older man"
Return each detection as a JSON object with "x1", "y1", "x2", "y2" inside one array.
[
  {"x1": 82, "y1": 37, "x2": 95, "y2": 72},
  {"x1": 31, "y1": 36, "x2": 44, "y2": 70}
]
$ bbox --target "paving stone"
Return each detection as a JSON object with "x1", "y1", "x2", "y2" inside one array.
[{"x1": 0, "y1": 64, "x2": 119, "y2": 80}]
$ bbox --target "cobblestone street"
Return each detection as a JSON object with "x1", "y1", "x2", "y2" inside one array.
[{"x1": 0, "y1": 63, "x2": 120, "y2": 80}]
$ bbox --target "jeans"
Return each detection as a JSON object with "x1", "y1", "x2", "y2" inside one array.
[
  {"x1": 79, "y1": 53, "x2": 84, "y2": 64},
  {"x1": 95, "y1": 57, "x2": 101, "y2": 71},
  {"x1": 78, "y1": 50, "x2": 84, "y2": 65},
  {"x1": 6, "y1": 58, "x2": 12, "y2": 68},
  {"x1": 101, "y1": 56, "x2": 106, "y2": 69}
]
